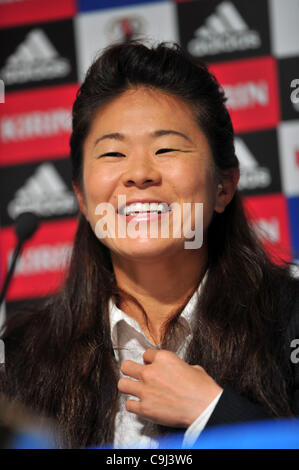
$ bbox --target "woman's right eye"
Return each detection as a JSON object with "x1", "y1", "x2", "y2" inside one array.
[
  {"x1": 155, "y1": 148, "x2": 178, "y2": 154},
  {"x1": 98, "y1": 152, "x2": 125, "y2": 158}
]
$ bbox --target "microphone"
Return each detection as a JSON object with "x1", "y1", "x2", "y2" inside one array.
[{"x1": 0, "y1": 212, "x2": 39, "y2": 306}]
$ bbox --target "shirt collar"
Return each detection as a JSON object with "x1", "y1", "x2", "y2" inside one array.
[{"x1": 108, "y1": 271, "x2": 207, "y2": 347}]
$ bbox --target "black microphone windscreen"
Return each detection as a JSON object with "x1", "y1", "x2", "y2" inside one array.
[{"x1": 15, "y1": 212, "x2": 39, "y2": 243}]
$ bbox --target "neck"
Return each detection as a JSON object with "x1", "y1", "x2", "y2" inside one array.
[{"x1": 111, "y1": 248, "x2": 207, "y2": 344}]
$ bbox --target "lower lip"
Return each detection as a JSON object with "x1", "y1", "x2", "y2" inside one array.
[{"x1": 117, "y1": 211, "x2": 171, "y2": 223}]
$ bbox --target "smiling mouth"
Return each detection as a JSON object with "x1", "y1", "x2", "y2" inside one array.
[{"x1": 118, "y1": 201, "x2": 172, "y2": 216}]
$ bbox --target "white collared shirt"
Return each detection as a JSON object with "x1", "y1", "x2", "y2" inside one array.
[{"x1": 109, "y1": 280, "x2": 222, "y2": 449}]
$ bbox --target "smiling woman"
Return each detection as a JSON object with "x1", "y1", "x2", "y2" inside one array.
[
  {"x1": 1, "y1": 42, "x2": 299, "y2": 449},
  {"x1": 75, "y1": 86, "x2": 226, "y2": 273}
]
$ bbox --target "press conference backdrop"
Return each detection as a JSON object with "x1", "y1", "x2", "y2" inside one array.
[{"x1": 0, "y1": 0, "x2": 299, "y2": 315}]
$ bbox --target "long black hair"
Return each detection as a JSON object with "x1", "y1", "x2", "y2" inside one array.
[{"x1": 1, "y1": 42, "x2": 298, "y2": 448}]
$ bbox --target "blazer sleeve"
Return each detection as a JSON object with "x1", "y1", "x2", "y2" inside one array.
[
  {"x1": 205, "y1": 293, "x2": 299, "y2": 428},
  {"x1": 205, "y1": 385, "x2": 271, "y2": 428}
]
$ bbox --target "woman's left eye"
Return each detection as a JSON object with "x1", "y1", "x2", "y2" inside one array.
[
  {"x1": 156, "y1": 148, "x2": 178, "y2": 154},
  {"x1": 98, "y1": 152, "x2": 125, "y2": 158}
]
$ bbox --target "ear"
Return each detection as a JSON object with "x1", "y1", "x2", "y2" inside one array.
[
  {"x1": 214, "y1": 168, "x2": 240, "y2": 214},
  {"x1": 72, "y1": 182, "x2": 88, "y2": 220}
]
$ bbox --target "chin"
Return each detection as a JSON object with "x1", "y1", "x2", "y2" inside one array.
[{"x1": 109, "y1": 237, "x2": 185, "y2": 260}]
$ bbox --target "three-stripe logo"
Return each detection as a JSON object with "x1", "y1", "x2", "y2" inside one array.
[
  {"x1": 0, "y1": 29, "x2": 71, "y2": 84},
  {"x1": 187, "y1": 1, "x2": 261, "y2": 57},
  {"x1": 7, "y1": 163, "x2": 77, "y2": 219},
  {"x1": 235, "y1": 137, "x2": 271, "y2": 191}
]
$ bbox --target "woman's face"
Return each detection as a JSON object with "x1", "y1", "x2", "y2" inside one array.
[{"x1": 77, "y1": 86, "x2": 227, "y2": 261}]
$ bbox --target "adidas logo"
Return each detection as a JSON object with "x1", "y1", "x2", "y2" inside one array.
[
  {"x1": 235, "y1": 138, "x2": 271, "y2": 191},
  {"x1": 187, "y1": 1, "x2": 261, "y2": 57},
  {"x1": 7, "y1": 163, "x2": 78, "y2": 219},
  {"x1": 0, "y1": 29, "x2": 71, "y2": 85}
]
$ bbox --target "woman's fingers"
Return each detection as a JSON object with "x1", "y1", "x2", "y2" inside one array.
[
  {"x1": 125, "y1": 399, "x2": 142, "y2": 415},
  {"x1": 118, "y1": 350, "x2": 223, "y2": 428},
  {"x1": 118, "y1": 377, "x2": 143, "y2": 398},
  {"x1": 120, "y1": 359, "x2": 144, "y2": 379}
]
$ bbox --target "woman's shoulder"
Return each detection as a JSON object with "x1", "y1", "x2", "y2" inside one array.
[
  {"x1": 3, "y1": 300, "x2": 50, "y2": 341},
  {"x1": 270, "y1": 266, "x2": 299, "y2": 343},
  {"x1": 284, "y1": 273, "x2": 299, "y2": 339},
  {"x1": 268, "y1": 263, "x2": 299, "y2": 305},
  {"x1": 2, "y1": 297, "x2": 60, "y2": 374},
  {"x1": 1, "y1": 297, "x2": 69, "y2": 402}
]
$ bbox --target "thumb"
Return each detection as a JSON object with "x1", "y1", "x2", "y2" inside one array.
[{"x1": 143, "y1": 348, "x2": 158, "y2": 364}]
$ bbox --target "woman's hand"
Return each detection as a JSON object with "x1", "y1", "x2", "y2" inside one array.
[{"x1": 117, "y1": 348, "x2": 223, "y2": 428}]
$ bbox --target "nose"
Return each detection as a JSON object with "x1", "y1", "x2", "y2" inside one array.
[{"x1": 121, "y1": 154, "x2": 162, "y2": 188}]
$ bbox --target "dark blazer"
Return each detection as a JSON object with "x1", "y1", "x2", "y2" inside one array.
[{"x1": 205, "y1": 292, "x2": 299, "y2": 429}]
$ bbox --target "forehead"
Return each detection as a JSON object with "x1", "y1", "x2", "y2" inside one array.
[{"x1": 87, "y1": 86, "x2": 199, "y2": 135}]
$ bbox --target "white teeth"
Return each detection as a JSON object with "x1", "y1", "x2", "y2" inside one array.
[
  {"x1": 149, "y1": 203, "x2": 159, "y2": 212},
  {"x1": 122, "y1": 202, "x2": 170, "y2": 215}
]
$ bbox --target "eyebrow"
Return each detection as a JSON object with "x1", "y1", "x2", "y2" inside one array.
[
  {"x1": 93, "y1": 129, "x2": 193, "y2": 147},
  {"x1": 93, "y1": 132, "x2": 124, "y2": 147}
]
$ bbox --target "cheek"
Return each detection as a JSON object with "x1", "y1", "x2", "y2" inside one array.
[
  {"x1": 173, "y1": 165, "x2": 215, "y2": 202},
  {"x1": 177, "y1": 166, "x2": 216, "y2": 226},
  {"x1": 83, "y1": 168, "x2": 115, "y2": 207}
]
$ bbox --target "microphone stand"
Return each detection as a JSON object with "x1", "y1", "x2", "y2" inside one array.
[
  {"x1": 0, "y1": 240, "x2": 23, "y2": 307},
  {"x1": 0, "y1": 212, "x2": 39, "y2": 309}
]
